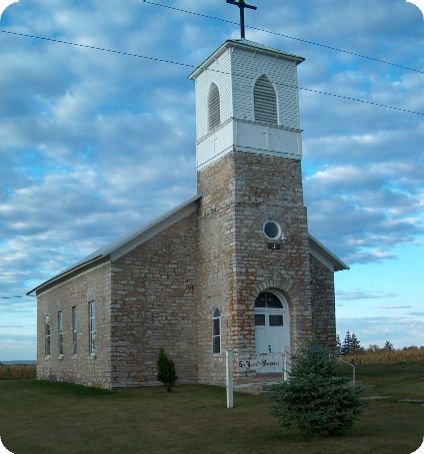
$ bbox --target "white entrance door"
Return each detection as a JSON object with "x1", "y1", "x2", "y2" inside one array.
[{"x1": 254, "y1": 291, "x2": 290, "y2": 373}]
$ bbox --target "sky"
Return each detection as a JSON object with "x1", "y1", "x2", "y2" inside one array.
[{"x1": 0, "y1": 0, "x2": 423, "y2": 361}]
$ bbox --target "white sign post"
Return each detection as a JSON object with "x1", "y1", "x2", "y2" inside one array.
[
  {"x1": 226, "y1": 350, "x2": 234, "y2": 409},
  {"x1": 283, "y1": 350, "x2": 288, "y2": 382}
]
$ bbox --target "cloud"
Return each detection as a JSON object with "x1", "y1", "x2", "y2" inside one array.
[
  {"x1": 336, "y1": 290, "x2": 398, "y2": 301},
  {"x1": 337, "y1": 313, "x2": 424, "y2": 348}
]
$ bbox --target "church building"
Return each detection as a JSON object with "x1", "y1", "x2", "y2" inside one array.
[{"x1": 29, "y1": 38, "x2": 348, "y2": 389}]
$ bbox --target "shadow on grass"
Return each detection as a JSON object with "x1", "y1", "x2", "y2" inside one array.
[{"x1": 21, "y1": 379, "x2": 113, "y2": 396}]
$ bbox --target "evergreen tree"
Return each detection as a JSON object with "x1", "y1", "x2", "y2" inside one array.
[
  {"x1": 384, "y1": 340, "x2": 394, "y2": 351},
  {"x1": 350, "y1": 333, "x2": 362, "y2": 352},
  {"x1": 157, "y1": 347, "x2": 177, "y2": 392},
  {"x1": 341, "y1": 331, "x2": 352, "y2": 355},
  {"x1": 336, "y1": 334, "x2": 342, "y2": 356},
  {"x1": 267, "y1": 345, "x2": 363, "y2": 437}
]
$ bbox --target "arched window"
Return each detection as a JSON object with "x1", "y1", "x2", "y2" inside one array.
[
  {"x1": 208, "y1": 83, "x2": 221, "y2": 131},
  {"x1": 212, "y1": 308, "x2": 221, "y2": 355},
  {"x1": 254, "y1": 292, "x2": 283, "y2": 309},
  {"x1": 254, "y1": 75, "x2": 278, "y2": 125}
]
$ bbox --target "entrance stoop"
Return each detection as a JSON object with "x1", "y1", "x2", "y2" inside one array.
[{"x1": 234, "y1": 373, "x2": 283, "y2": 394}]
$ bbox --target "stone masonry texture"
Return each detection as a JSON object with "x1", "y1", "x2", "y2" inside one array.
[
  {"x1": 310, "y1": 254, "x2": 336, "y2": 350},
  {"x1": 196, "y1": 150, "x2": 315, "y2": 385},
  {"x1": 36, "y1": 262, "x2": 112, "y2": 389},
  {"x1": 110, "y1": 212, "x2": 198, "y2": 387}
]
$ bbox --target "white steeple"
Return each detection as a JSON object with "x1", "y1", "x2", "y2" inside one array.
[{"x1": 188, "y1": 39, "x2": 305, "y2": 171}]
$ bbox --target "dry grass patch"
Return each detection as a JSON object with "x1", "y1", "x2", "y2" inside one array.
[
  {"x1": 344, "y1": 347, "x2": 424, "y2": 365},
  {"x1": 0, "y1": 364, "x2": 36, "y2": 380}
]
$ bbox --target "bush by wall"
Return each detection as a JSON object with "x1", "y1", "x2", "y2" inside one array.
[{"x1": 267, "y1": 345, "x2": 363, "y2": 437}]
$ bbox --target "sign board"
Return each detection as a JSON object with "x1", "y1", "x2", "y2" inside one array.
[{"x1": 237, "y1": 353, "x2": 283, "y2": 372}]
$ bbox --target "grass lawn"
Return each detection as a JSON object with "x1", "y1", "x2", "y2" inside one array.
[{"x1": 0, "y1": 363, "x2": 423, "y2": 454}]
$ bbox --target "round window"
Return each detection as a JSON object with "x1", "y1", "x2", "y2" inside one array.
[{"x1": 263, "y1": 220, "x2": 282, "y2": 241}]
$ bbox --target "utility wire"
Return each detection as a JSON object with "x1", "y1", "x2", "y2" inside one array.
[
  {"x1": 142, "y1": 0, "x2": 424, "y2": 76},
  {"x1": 1, "y1": 29, "x2": 423, "y2": 117},
  {"x1": 0, "y1": 29, "x2": 194, "y2": 69},
  {"x1": 0, "y1": 295, "x2": 33, "y2": 299}
]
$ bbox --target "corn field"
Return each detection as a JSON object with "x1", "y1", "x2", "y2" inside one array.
[
  {"x1": 0, "y1": 364, "x2": 36, "y2": 380},
  {"x1": 343, "y1": 347, "x2": 424, "y2": 365}
]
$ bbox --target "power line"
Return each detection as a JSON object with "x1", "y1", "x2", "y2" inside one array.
[
  {"x1": 0, "y1": 29, "x2": 194, "y2": 69},
  {"x1": 142, "y1": 0, "x2": 424, "y2": 76},
  {"x1": 1, "y1": 29, "x2": 423, "y2": 117},
  {"x1": 0, "y1": 295, "x2": 34, "y2": 299}
]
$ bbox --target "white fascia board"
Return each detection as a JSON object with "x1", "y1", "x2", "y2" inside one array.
[
  {"x1": 110, "y1": 195, "x2": 200, "y2": 262},
  {"x1": 31, "y1": 262, "x2": 110, "y2": 297},
  {"x1": 28, "y1": 195, "x2": 201, "y2": 295},
  {"x1": 308, "y1": 234, "x2": 350, "y2": 272},
  {"x1": 26, "y1": 255, "x2": 106, "y2": 296},
  {"x1": 188, "y1": 39, "x2": 304, "y2": 80}
]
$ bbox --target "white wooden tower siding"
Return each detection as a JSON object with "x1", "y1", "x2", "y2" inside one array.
[{"x1": 188, "y1": 39, "x2": 304, "y2": 170}]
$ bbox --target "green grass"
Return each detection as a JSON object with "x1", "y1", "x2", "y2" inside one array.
[
  {"x1": 0, "y1": 363, "x2": 423, "y2": 453},
  {"x1": 338, "y1": 361, "x2": 424, "y2": 398}
]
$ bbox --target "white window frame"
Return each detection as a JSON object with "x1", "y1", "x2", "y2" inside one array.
[
  {"x1": 88, "y1": 301, "x2": 96, "y2": 356},
  {"x1": 44, "y1": 315, "x2": 50, "y2": 357},
  {"x1": 212, "y1": 308, "x2": 221, "y2": 356},
  {"x1": 57, "y1": 311, "x2": 63, "y2": 357},
  {"x1": 72, "y1": 306, "x2": 78, "y2": 355}
]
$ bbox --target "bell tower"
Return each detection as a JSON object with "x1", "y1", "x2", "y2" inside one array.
[
  {"x1": 189, "y1": 40, "x2": 313, "y2": 385},
  {"x1": 188, "y1": 39, "x2": 304, "y2": 171}
]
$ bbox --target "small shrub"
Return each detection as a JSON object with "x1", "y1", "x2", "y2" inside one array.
[
  {"x1": 267, "y1": 345, "x2": 363, "y2": 437},
  {"x1": 157, "y1": 347, "x2": 177, "y2": 392}
]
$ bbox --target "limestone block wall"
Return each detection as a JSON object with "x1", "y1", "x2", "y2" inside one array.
[
  {"x1": 310, "y1": 254, "x2": 336, "y2": 349},
  {"x1": 110, "y1": 212, "x2": 198, "y2": 388},
  {"x1": 36, "y1": 262, "x2": 112, "y2": 389},
  {"x1": 196, "y1": 152, "x2": 237, "y2": 385},
  {"x1": 232, "y1": 152, "x2": 313, "y2": 361}
]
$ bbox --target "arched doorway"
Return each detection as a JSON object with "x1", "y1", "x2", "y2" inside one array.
[{"x1": 254, "y1": 291, "x2": 290, "y2": 373}]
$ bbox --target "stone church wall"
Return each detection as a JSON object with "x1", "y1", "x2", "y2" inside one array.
[
  {"x1": 196, "y1": 152, "x2": 237, "y2": 385},
  {"x1": 110, "y1": 212, "x2": 198, "y2": 387},
  {"x1": 196, "y1": 150, "x2": 315, "y2": 385},
  {"x1": 232, "y1": 152, "x2": 314, "y2": 363},
  {"x1": 36, "y1": 262, "x2": 112, "y2": 389},
  {"x1": 310, "y1": 254, "x2": 336, "y2": 350}
]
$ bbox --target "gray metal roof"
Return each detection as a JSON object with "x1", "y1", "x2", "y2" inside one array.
[
  {"x1": 27, "y1": 195, "x2": 201, "y2": 295},
  {"x1": 188, "y1": 39, "x2": 304, "y2": 80},
  {"x1": 28, "y1": 194, "x2": 348, "y2": 296},
  {"x1": 309, "y1": 234, "x2": 350, "y2": 272}
]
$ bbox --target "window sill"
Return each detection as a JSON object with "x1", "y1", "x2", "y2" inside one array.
[
  {"x1": 44, "y1": 355, "x2": 50, "y2": 360},
  {"x1": 57, "y1": 355, "x2": 63, "y2": 360},
  {"x1": 88, "y1": 354, "x2": 96, "y2": 360},
  {"x1": 212, "y1": 353, "x2": 222, "y2": 357},
  {"x1": 72, "y1": 354, "x2": 79, "y2": 359}
]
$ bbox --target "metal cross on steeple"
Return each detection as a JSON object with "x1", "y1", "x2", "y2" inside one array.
[{"x1": 226, "y1": 0, "x2": 257, "y2": 39}]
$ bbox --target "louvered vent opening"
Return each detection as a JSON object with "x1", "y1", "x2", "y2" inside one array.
[
  {"x1": 208, "y1": 83, "x2": 221, "y2": 131},
  {"x1": 254, "y1": 75, "x2": 278, "y2": 125}
]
